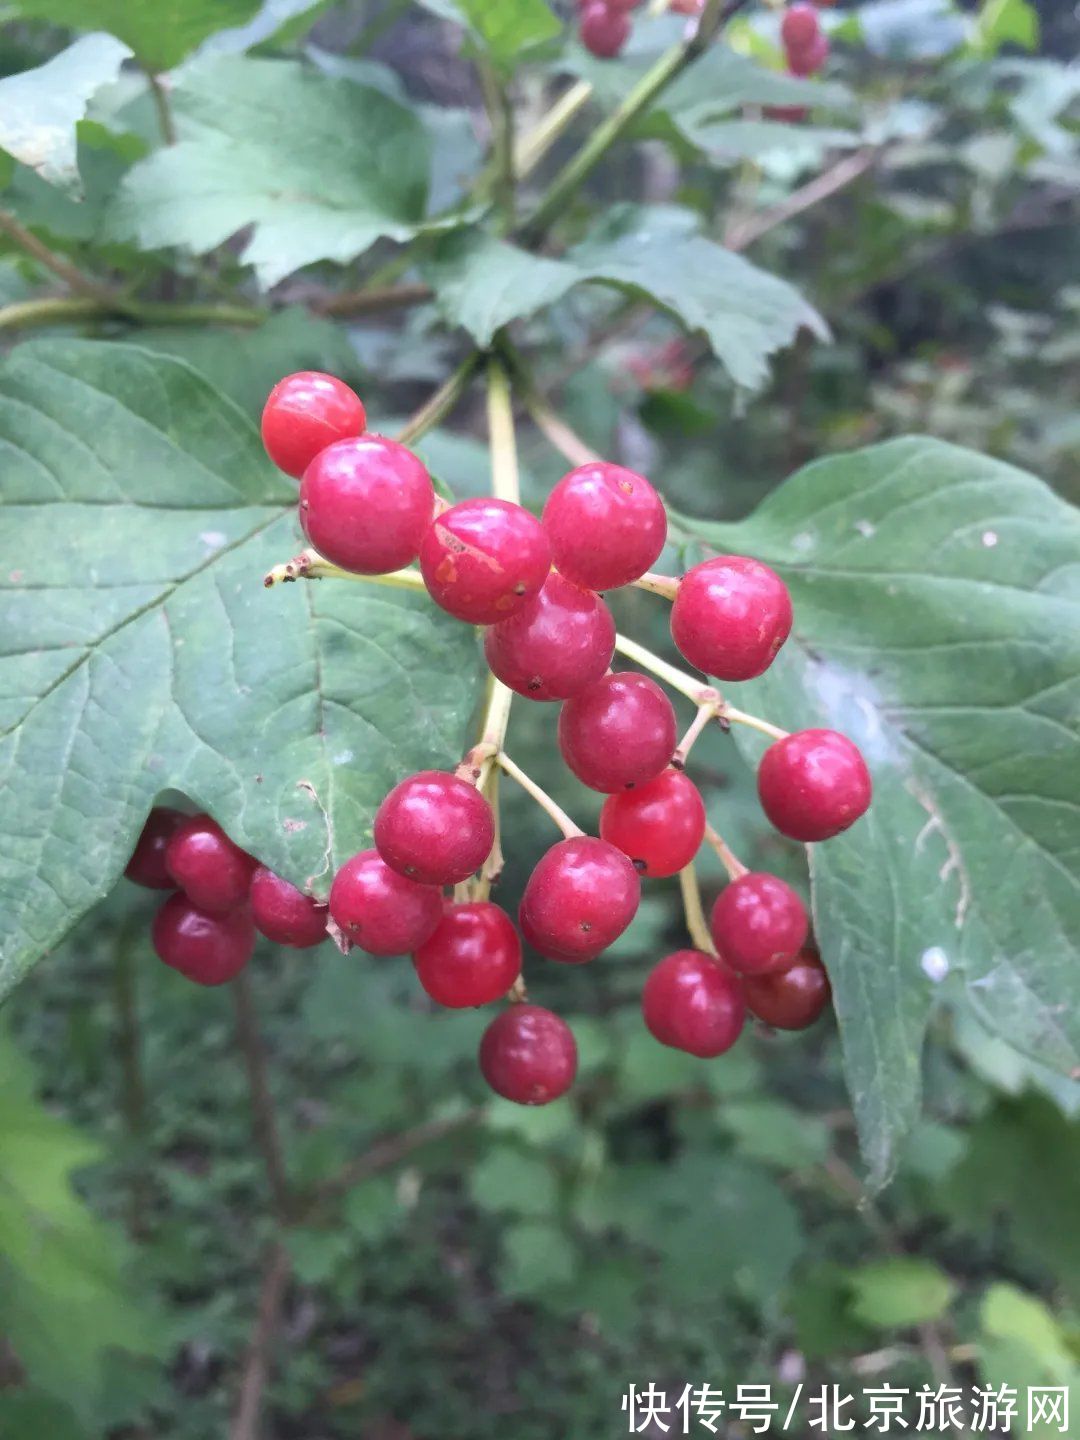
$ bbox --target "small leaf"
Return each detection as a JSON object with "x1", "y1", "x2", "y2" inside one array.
[
  {"x1": 417, "y1": 0, "x2": 560, "y2": 67},
  {"x1": 7, "y1": 0, "x2": 265, "y2": 72},
  {"x1": 499, "y1": 1220, "x2": 578, "y2": 1297},
  {"x1": 847, "y1": 1258, "x2": 956, "y2": 1328},
  {"x1": 469, "y1": 1146, "x2": 559, "y2": 1216}
]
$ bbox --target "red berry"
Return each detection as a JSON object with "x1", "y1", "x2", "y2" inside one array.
[
  {"x1": 781, "y1": 3, "x2": 821, "y2": 55},
  {"x1": 764, "y1": 100, "x2": 809, "y2": 122},
  {"x1": 542, "y1": 462, "x2": 667, "y2": 592},
  {"x1": 152, "y1": 893, "x2": 254, "y2": 985},
  {"x1": 374, "y1": 770, "x2": 494, "y2": 886},
  {"x1": 479, "y1": 1005, "x2": 577, "y2": 1104},
  {"x1": 249, "y1": 866, "x2": 327, "y2": 948},
  {"x1": 413, "y1": 902, "x2": 521, "y2": 1008},
  {"x1": 642, "y1": 950, "x2": 745, "y2": 1057},
  {"x1": 261, "y1": 371, "x2": 366, "y2": 480},
  {"x1": 709, "y1": 872, "x2": 807, "y2": 976},
  {"x1": 164, "y1": 814, "x2": 255, "y2": 914},
  {"x1": 519, "y1": 836, "x2": 640, "y2": 962},
  {"x1": 299, "y1": 436, "x2": 434, "y2": 575},
  {"x1": 670, "y1": 555, "x2": 792, "y2": 681},
  {"x1": 741, "y1": 947, "x2": 831, "y2": 1029},
  {"x1": 788, "y1": 32, "x2": 828, "y2": 74},
  {"x1": 329, "y1": 849, "x2": 442, "y2": 956},
  {"x1": 558, "y1": 672, "x2": 676, "y2": 793},
  {"x1": 600, "y1": 768, "x2": 705, "y2": 878},
  {"x1": 419, "y1": 498, "x2": 551, "y2": 625},
  {"x1": 484, "y1": 572, "x2": 615, "y2": 702},
  {"x1": 757, "y1": 729, "x2": 871, "y2": 842},
  {"x1": 579, "y1": 3, "x2": 631, "y2": 57},
  {"x1": 125, "y1": 807, "x2": 186, "y2": 889}
]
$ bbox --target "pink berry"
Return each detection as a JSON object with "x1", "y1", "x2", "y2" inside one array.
[
  {"x1": 374, "y1": 771, "x2": 494, "y2": 886},
  {"x1": 542, "y1": 462, "x2": 667, "y2": 591},
  {"x1": 600, "y1": 768, "x2": 706, "y2": 878},
  {"x1": 757, "y1": 729, "x2": 872, "y2": 842},
  {"x1": 419, "y1": 498, "x2": 551, "y2": 625},
  {"x1": 329, "y1": 849, "x2": 442, "y2": 956},
  {"x1": 741, "y1": 948, "x2": 831, "y2": 1029},
  {"x1": 413, "y1": 902, "x2": 521, "y2": 1008},
  {"x1": 261, "y1": 371, "x2": 366, "y2": 479},
  {"x1": 558, "y1": 672, "x2": 676, "y2": 793},
  {"x1": 788, "y1": 32, "x2": 828, "y2": 74},
  {"x1": 670, "y1": 555, "x2": 793, "y2": 681},
  {"x1": 249, "y1": 866, "x2": 327, "y2": 948},
  {"x1": 125, "y1": 807, "x2": 186, "y2": 889},
  {"x1": 519, "y1": 836, "x2": 640, "y2": 962},
  {"x1": 781, "y1": 3, "x2": 821, "y2": 55},
  {"x1": 164, "y1": 814, "x2": 255, "y2": 914},
  {"x1": 152, "y1": 893, "x2": 254, "y2": 986},
  {"x1": 709, "y1": 872, "x2": 807, "y2": 976},
  {"x1": 299, "y1": 436, "x2": 434, "y2": 575},
  {"x1": 484, "y1": 572, "x2": 615, "y2": 702},
  {"x1": 479, "y1": 1005, "x2": 577, "y2": 1104},
  {"x1": 642, "y1": 950, "x2": 745, "y2": 1057},
  {"x1": 579, "y1": 3, "x2": 631, "y2": 57}
]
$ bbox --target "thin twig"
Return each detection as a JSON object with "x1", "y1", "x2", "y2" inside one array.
[
  {"x1": 112, "y1": 921, "x2": 149, "y2": 1239},
  {"x1": 703, "y1": 823, "x2": 748, "y2": 882},
  {"x1": 497, "y1": 751, "x2": 584, "y2": 838},
  {"x1": 306, "y1": 1107, "x2": 484, "y2": 1213},
  {"x1": 312, "y1": 281, "x2": 433, "y2": 318},
  {"x1": 230, "y1": 1241, "x2": 290, "y2": 1440},
  {"x1": 725, "y1": 147, "x2": 878, "y2": 252},
  {"x1": 0, "y1": 210, "x2": 115, "y2": 301},
  {"x1": 144, "y1": 68, "x2": 178, "y2": 145},
  {"x1": 232, "y1": 970, "x2": 292, "y2": 1222}
]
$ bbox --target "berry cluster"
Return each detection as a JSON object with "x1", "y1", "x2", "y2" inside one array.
[{"x1": 576, "y1": 0, "x2": 638, "y2": 60}]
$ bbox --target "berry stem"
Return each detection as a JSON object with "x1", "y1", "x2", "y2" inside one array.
[
  {"x1": 496, "y1": 751, "x2": 585, "y2": 839},
  {"x1": 633, "y1": 572, "x2": 679, "y2": 601},
  {"x1": 474, "y1": 765, "x2": 505, "y2": 902},
  {"x1": 263, "y1": 549, "x2": 427, "y2": 590},
  {"x1": 673, "y1": 702, "x2": 714, "y2": 767},
  {"x1": 458, "y1": 674, "x2": 516, "y2": 794},
  {"x1": 514, "y1": 80, "x2": 594, "y2": 179},
  {"x1": 396, "y1": 352, "x2": 482, "y2": 448},
  {"x1": 704, "y1": 823, "x2": 749, "y2": 882},
  {"x1": 679, "y1": 861, "x2": 719, "y2": 958},
  {"x1": 499, "y1": 345, "x2": 602, "y2": 467},
  {"x1": 486, "y1": 358, "x2": 521, "y2": 502}
]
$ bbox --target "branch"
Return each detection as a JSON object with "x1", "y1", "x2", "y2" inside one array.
[
  {"x1": 229, "y1": 1240, "x2": 290, "y2": 1440},
  {"x1": 312, "y1": 281, "x2": 433, "y2": 318},
  {"x1": 725, "y1": 147, "x2": 878, "y2": 252},
  {"x1": 0, "y1": 209, "x2": 115, "y2": 301},
  {"x1": 231, "y1": 971, "x2": 293, "y2": 1223},
  {"x1": 305, "y1": 1107, "x2": 484, "y2": 1213}
]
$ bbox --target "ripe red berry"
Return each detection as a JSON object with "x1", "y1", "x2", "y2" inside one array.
[
  {"x1": 764, "y1": 101, "x2": 809, "y2": 122},
  {"x1": 164, "y1": 814, "x2": 255, "y2": 913},
  {"x1": 479, "y1": 1005, "x2": 577, "y2": 1104},
  {"x1": 642, "y1": 950, "x2": 745, "y2": 1057},
  {"x1": 757, "y1": 729, "x2": 872, "y2": 842},
  {"x1": 542, "y1": 462, "x2": 667, "y2": 592},
  {"x1": 261, "y1": 371, "x2": 366, "y2": 480},
  {"x1": 600, "y1": 768, "x2": 706, "y2": 878},
  {"x1": 558, "y1": 672, "x2": 676, "y2": 793},
  {"x1": 788, "y1": 32, "x2": 829, "y2": 74},
  {"x1": 249, "y1": 866, "x2": 327, "y2": 948},
  {"x1": 374, "y1": 770, "x2": 494, "y2": 886},
  {"x1": 741, "y1": 947, "x2": 831, "y2": 1029},
  {"x1": 329, "y1": 849, "x2": 442, "y2": 956},
  {"x1": 152, "y1": 893, "x2": 255, "y2": 985},
  {"x1": 670, "y1": 555, "x2": 793, "y2": 681},
  {"x1": 299, "y1": 436, "x2": 434, "y2": 575},
  {"x1": 781, "y1": 3, "x2": 821, "y2": 55},
  {"x1": 709, "y1": 872, "x2": 808, "y2": 976},
  {"x1": 413, "y1": 902, "x2": 521, "y2": 1008},
  {"x1": 125, "y1": 807, "x2": 186, "y2": 889},
  {"x1": 519, "y1": 836, "x2": 640, "y2": 962},
  {"x1": 579, "y1": 3, "x2": 631, "y2": 57},
  {"x1": 419, "y1": 498, "x2": 551, "y2": 625},
  {"x1": 484, "y1": 572, "x2": 615, "y2": 702}
]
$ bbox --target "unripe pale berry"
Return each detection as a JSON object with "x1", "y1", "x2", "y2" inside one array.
[
  {"x1": 419, "y1": 498, "x2": 551, "y2": 625},
  {"x1": 709, "y1": 872, "x2": 807, "y2": 975},
  {"x1": 642, "y1": 950, "x2": 745, "y2": 1057},
  {"x1": 579, "y1": 3, "x2": 631, "y2": 58},
  {"x1": 479, "y1": 1004, "x2": 577, "y2": 1104},
  {"x1": 413, "y1": 902, "x2": 521, "y2": 1008},
  {"x1": 374, "y1": 771, "x2": 494, "y2": 886},
  {"x1": 741, "y1": 947, "x2": 831, "y2": 1029},
  {"x1": 164, "y1": 814, "x2": 256, "y2": 914},
  {"x1": 600, "y1": 768, "x2": 706, "y2": 878},
  {"x1": 542, "y1": 462, "x2": 667, "y2": 591},
  {"x1": 757, "y1": 729, "x2": 871, "y2": 842},
  {"x1": 125, "y1": 806, "x2": 186, "y2": 889},
  {"x1": 261, "y1": 371, "x2": 366, "y2": 479},
  {"x1": 250, "y1": 866, "x2": 328, "y2": 948},
  {"x1": 329, "y1": 849, "x2": 442, "y2": 956},
  {"x1": 519, "y1": 836, "x2": 640, "y2": 962},
  {"x1": 152, "y1": 893, "x2": 254, "y2": 985},
  {"x1": 484, "y1": 572, "x2": 615, "y2": 702},
  {"x1": 558, "y1": 671, "x2": 677, "y2": 793},
  {"x1": 299, "y1": 436, "x2": 434, "y2": 575},
  {"x1": 670, "y1": 555, "x2": 792, "y2": 681}
]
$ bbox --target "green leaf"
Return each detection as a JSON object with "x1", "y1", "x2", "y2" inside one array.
[
  {"x1": 720, "y1": 1098, "x2": 831, "y2": 1170},
  {"x1": 679, "y1": 438, "x2": 1080, "y2": 1184},
  {"x1": 499, "y1": 1220, "x2": 578, "y2": 1298},
  {"x1": 980, "y1": 1284, "x2": 1075, "y2": 1380},
  {"x1": 110, "y1": 56, "x2": 433, "y2": 288},
  {"x1": 847, "y1": 1258, "x2": 956, "y2": 1328},
  {"x1": 7, "y1": 0, "x2": 264, "y2": 71},
  {"x1": 469, "y1": 1146, "x2": 559, "y2": 1217},
  {"x1": 417, "y1": 0, "x2": 560, "y2": 67},
  {"x1": 973, "y1": 0, "x2": 1039, "y2": 55},
  {"x1": 0, "y1": 340, "x2": 487, "y2": 1000},
  {"x1": 0, "y1": 34, "x2": 131, "y2": 192}
]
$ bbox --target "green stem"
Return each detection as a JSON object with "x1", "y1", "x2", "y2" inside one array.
[
  {"x1": 0, "y1": 209, "x2": 114, "y2": 300},
  {"x1": 396, "y1": 353, "x2": 481, "y2": 448},
  {"x1": 144, "y1": 67, "x2": 177, "y2": 145},
  {"x1": 679, "y1": 862, "x2": 717, "y2": 956},
  {"x1": 478, "y1": 58, "x2": 515, "y2": 228},
  {"x1": 263, "y1": 551, "x2": 426, "y2": 589},
  {"x1": 486, "y1": 359, "x2": 521, "y2": 501},
  {"x1": 514, "y1": 80, "x2": 593, "y2": 179},
  {"x1": 704, "y1": 823, "x2": 748, "y2": 882},
  {"x1": 497, "y1": 751, "x2": 584, "y2": 839}
]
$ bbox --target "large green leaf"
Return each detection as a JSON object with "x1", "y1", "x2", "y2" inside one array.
[
  {"x1": 417, "y1": 0, "x2": 560, "y2": 68},
  {"x1": 0, "y1": 341, "x2": 486, "y2": 1001},
  {"x1": 679, "y1": 438, "x2": 1080, "y2": 1184},
  {"x1": 7, "y1": 0, "x2": 263, "y2": 71}
]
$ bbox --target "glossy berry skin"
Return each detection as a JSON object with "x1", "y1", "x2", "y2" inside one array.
[
  {"x1": 164, "y1": 814, "x2": 255, "y2": 914},
  {"x1": 329, "y1": 849, "x2": 442, "y2": 956},
  {"x1": 579, "y1": 3, "x2": 631, "y2": 57},
  {"x1": 757, "y1": 729, "x2": 872, "y2": 842},
  {"x1": 419, "y1": 498, "x2": 551, "y2": 625},
  {"x1": 124, "y1": 807, "x2": 186, "y2": 889},
  {"x1": 781, "y1": 2, "x2": 820, "y2": 55},
  {"x1": 600, "y1": 768, "x2": 706, "y2": 878},
  {"x1": 788, "y1": 32, "x2": 829, "y2": 75},
  {"x1": 741, "y1": 948, "x2": 831, "y2": 1030},
  {"x1": 484, "y1": 572, "x2": 615, "y2": 702},
  {"x1": 642, "y1": 950, "x2": 745, "y2": 1058},
  {"x1": 413, "y1": 902, "x2": 521, "y2": 1008},
  {"x1": 261, "y1": 371, "x2": 366, "y2": 479},
  {"x1": 374, "y1": 771, "x2": 494, "y2": 886},
  {"x1": 542, "y1": 462, "x2": 667, "y2": 592},
  {"x1": 249, "y1": 866, "x2": 327, "y2": 948},
  {"x1": 709, "y1": 872, "x2": 808, "y2": 976},
  {"x1": 670, "y1": 555, "x2": 793, "y2": 681},
  {"x1": 299, "y1": 436, "x2": 434, "y2": 575},
  {"x1": 558, "y1": 672, "x2": 676, "y2": 793},
  {"x1": 152, "y1": 893, "x2": 255, "y2": 986},
  {"x1": 519, "y1": 836, "x2": 640, "y2": 962},
  {"x1": 479, "y1": 1005, "x2": 577, "y2": 1105}
]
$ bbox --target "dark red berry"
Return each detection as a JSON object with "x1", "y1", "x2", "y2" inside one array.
[
  {"x1": 757, "y1": 729, "x2": 871, "y2": 842},
  {"x1": 542, "y1": 462, "x2": 667, "y2": 592},
  {"x1": 764, "y1": 100, "x2": 809, "y2": 122},
  {"x1": 249, "y1": 866, "x2": 327, "y2": 948},
  {"x1": 479, "y1": 1004, "x2": 577, "y2": 1104},
  {"x1": 558, "y1": 672, "x2": 676, "y2": 793},
  {"x1": 781, "y1": 3, "x2": 820, "y2": 55},
  {"x1": 125, "y1": 807, "x2": 186, "y2": 889},
  {"x1": 788, "y1": 32, "x2": 828, "y2": 74},
  {"x1": 579, "y1": 3, "x2": 631, "y2": 57},
  {"x1": 329, "y1": 849, "x2": 442, "y2": 956},
  {"x1": 600, "y1": 768, "x2": 706, "y2": 878},
  {"x1": 741, "y1": 947, "x2": 831, "y2": 1029},
  {"x1": 261, "y1": 371, "x2": 366, "y2": 479},
  {"x1": 670, "y1": 555, "x2": 792, "y2": 681},
  {"x1": 519, "y1": 836, "x2": 640, "y2": 962},
  {"x1": 709, "y1": 872, "x2": 807, "y2": 976},
  {"x1": 413, "y1": 902, "x2": 521, "y2": 1008},
  {"x1": 484, "y1": 572, "x2": 615, "y2": 702},
  {"x1": 299, "y1": 436, "x2": 434, "y2": 575},
  {"x1": 374, "y1": 771, "x2": 493, "y2": 886},
  {"x1": 642, "y1": 950, "x2": 745, "y2": 1057},
  {"x1": 164, "y1": 814, "x2": 255, "y2": 914},
  {"x1": 419, "y1": 498, "x2": 551, "y2": 625},
  {"x1": 152, "y1": 893, "x2": 254, "y2": 985}
]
